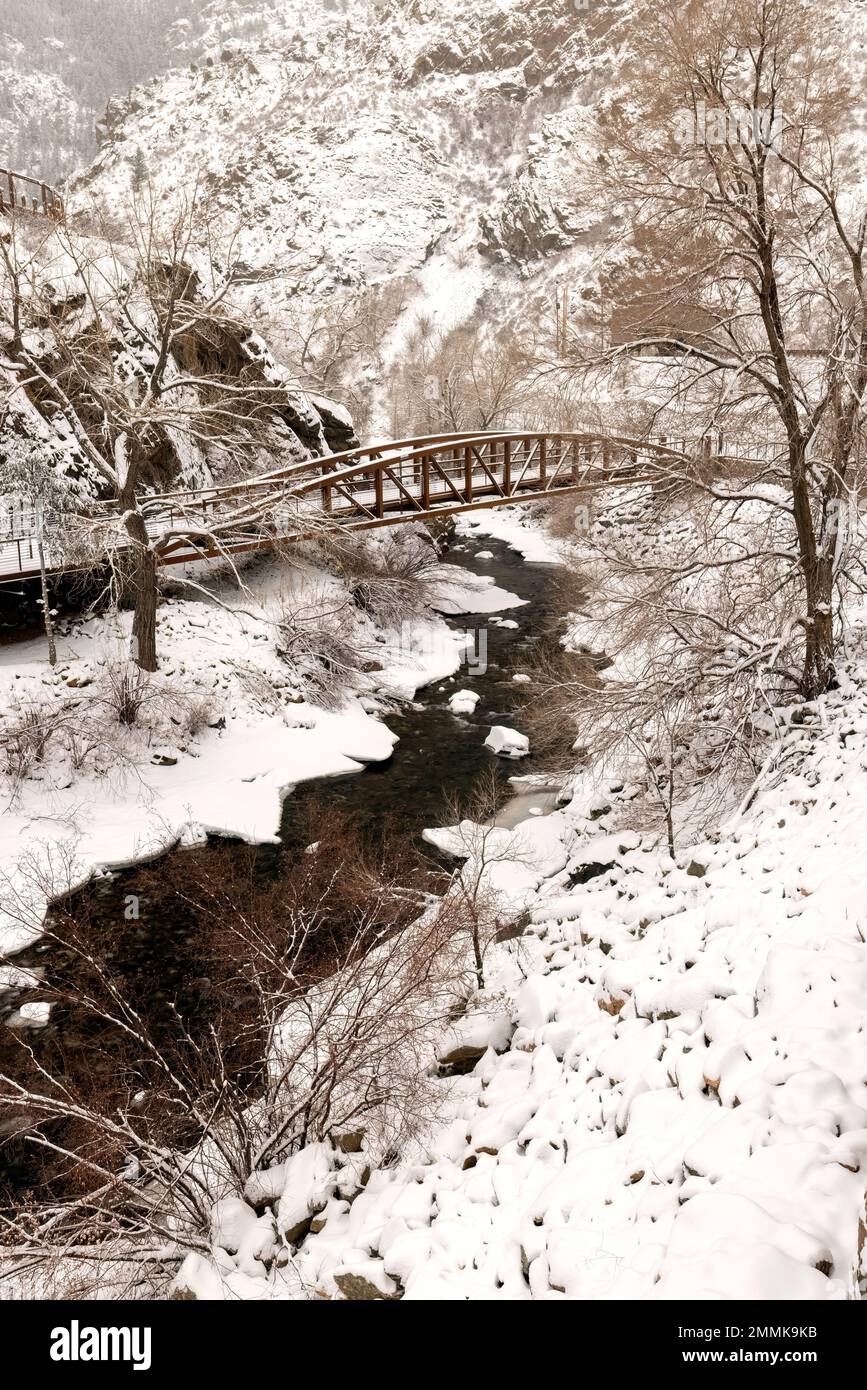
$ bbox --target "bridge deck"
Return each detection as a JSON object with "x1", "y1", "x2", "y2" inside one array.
[{"x1": 0, "y1": 430, "x2": 783, "y2": 584}]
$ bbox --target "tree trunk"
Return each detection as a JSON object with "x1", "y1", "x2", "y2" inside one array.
[
  {"x1": 123, "y1": 511, "x2": 158, "y2": 672},
  {"x1": 788, "y1": 437, "x2": 835, "y2": 699},
  {"x1": 665, "y1": 764, "x2": 675, "y2": 860},
  {"x1": 471, "y1": 919, "x2": 485, "y2": 992},
  {"x1": 131, "y1": 547, "x2": 157, "y2": 672},
  {"x1": 801, "y1": 569, "x2": 835, "y2": 700}
]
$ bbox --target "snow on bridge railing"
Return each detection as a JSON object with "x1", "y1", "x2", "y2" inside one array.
[
  {"x1": 0, "y1": 429, "x2": 790, "y2": 583},
  {"x1": 142, "y1": 430, "x2": 785, "y2": 511},
  {"x1": 0, "y1": 166, "x2": 65, "y2": 221}
]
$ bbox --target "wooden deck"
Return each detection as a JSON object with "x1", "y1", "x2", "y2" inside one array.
[{"x1": 0, "y1": 429, "x2": 784, "y2": 583}]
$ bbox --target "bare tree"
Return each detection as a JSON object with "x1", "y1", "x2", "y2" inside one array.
[
  {"x1": 392, "y1": 319, "x2": 533, "y2": 438},
  {"x1": 569, "y1": 0, "x2": 867, "y2": 698},
  {"x1": 0, "y1": 816, "x2": 472, "y2": 1296},
  {"x1": 0, "y1": 437, "x2": 75, "y2": 664},
  {"x1": 523, "y1": 554, "x2": 771, "y2": 855},
  {"x1": 438, "y1": 766, "x2": 531, "y2": 990},
  {"x1": 1, "y1": 191, "x2": 307, "y2": 671}
]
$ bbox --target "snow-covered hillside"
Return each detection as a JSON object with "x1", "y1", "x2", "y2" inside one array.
[
  {"x1": 0, "y1": 209, "x2": 357, "y2": 510},
  {"x1": 0, "y1": 1, "x2": 285, "y2": 181},
  {"x1": 169, "y1": 507, "x2": 867, "y2": 1302},
  {"x1": 68, "y1": 0, "x2": 619, "y2": 426}
]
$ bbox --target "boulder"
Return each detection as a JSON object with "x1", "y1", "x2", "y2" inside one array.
[
  {"x1": 449, "y1": 689, "x2": 480, "y2": 715},
  {"x1": 150, "y1": 748, "x2": 179, "y2": 766},
  {"x1": 485, "y1": 725, "x2": 530, "y2": 759},
  {"x1": 308, "y1": 392, "x2": 359, "y2": 453}
]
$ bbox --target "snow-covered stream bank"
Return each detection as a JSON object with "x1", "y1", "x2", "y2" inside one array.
[
  {"x1": 0, "y1": 535, "x2": 540, "y2": 960},
  {"x1": 3, "y1": 507, "x2": 866, "y2": 1302},
  {"x1": 275, "y1": 532, "x2": 566, "y2": 843},
  {"x1": 171, "y1": 508, "x2": 866, "y2": 1303},
  {"x1": 0, "y1": 527, "x2": 564, "y2": 1187}
]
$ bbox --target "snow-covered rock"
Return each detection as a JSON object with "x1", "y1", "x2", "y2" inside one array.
[
  {"x1": 448, "y1": 689, "x2": 480, "y2": 715},
  {"x1": 485, "y1": 725, "x2": 530, "y2": 759}
]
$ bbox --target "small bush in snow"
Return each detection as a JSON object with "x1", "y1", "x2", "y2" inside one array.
[
  {"x1": 1, "y1": 704, "x2": 55, "y2": 782},
  {"x1": 98, "y1": 659, "x2": 155, "y2": 727},
  {"x1": 335, "y1": 533, "x2": 445, "y2": 628},
  {"x1": 276, "y1": 591, "x2": 364, "y2": 710}
]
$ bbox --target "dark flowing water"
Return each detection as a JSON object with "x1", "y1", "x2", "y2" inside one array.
[
  {"x1": 278, "y1": 530, "x2": 566, "y2": 840},
  {"x1": 0, "y1": 529, "x2": 565, "y2": 1195},
  {"x1": 2, "y1": 530, "x2": 565, "y2": 999}
]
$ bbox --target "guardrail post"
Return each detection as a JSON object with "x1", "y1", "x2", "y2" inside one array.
[
  {"x1": 421, "y1": 454, "x2": 431, "y2": 508},
  {"x1": 465, "y1": 446, "x2": 473, "y2": 501},
  {"x1": 503, "y1": 439, "x2": 512, "y2": 494},
  {"x1": 375, "y1": 467, "x2": 384, "y2": 518},
  {"x1": 539, "y1": 436, "x2": 547, "y2": 486}
]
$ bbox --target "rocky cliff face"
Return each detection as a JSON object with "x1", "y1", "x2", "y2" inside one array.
[
  {"x1": 0, "y1": 1, "x2": 286, "y2": 182},
  {"x1": 67, "y1": 0, "x2": 627, "y2": 423},
  {"x1": 0, "y1": 212, "x2": 356, "y2": 506}
]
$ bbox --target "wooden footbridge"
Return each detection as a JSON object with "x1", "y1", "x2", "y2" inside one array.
[
  {"x1": 0, "y1": 167, "x2": 64, "y2": 221},
  {"x1": 0, "y1": 428, "x2": 779, "y2": 583}
]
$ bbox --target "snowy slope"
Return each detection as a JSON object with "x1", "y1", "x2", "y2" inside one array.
[
  {"x1": 0, "y1": 1, "x2": 281, "y2": 181},
  {"x1": 172, "y1": 590, "x2": 867, "y2": 1302},
  {"x1": 68, "y1": 0, "x2": 618, "y2": 403}
]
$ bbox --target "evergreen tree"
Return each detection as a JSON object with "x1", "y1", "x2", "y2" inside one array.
[{"x1": 130, "y1": 145, "x2": 149, "y2": 193}]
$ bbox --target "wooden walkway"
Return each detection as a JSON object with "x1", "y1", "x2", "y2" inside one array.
[
  {"x1": 0, "y1": 166, "x2": 64, "y2": 221},
  {"x1": 0, "y1": 429, "x2": 783, "y2": 583}
]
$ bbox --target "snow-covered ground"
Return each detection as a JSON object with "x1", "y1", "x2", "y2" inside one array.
[
  {"x1": 0, "y1": 547, "x2": 521, "y2": 956},
  {"x1": 3, "y1": 504, "x2": 866, "y2": 1303},
  {"x1": 252, "y1": 687, "x2": 867, "y2": 1299},
  {"x1": 168, "y1": 504, "x2": 867, "y2": 1302}
]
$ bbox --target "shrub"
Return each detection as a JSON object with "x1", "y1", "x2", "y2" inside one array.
[
  {"x1": 340, "y1": 533, "x2": 445, "y2": 627},
  {"x1": 1, "y1": 705, "x2": 54, "y2": 781},
  {"x1": 276, "y1": 591, "x2": 364, "y2": 710}
]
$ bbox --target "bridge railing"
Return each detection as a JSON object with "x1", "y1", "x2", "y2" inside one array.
[
  {"x1": 146, "y1": 429, "x2": 772, "y2": 553},
  {"x1": 144, "y1": 428, "x2": 786, "y2": 512},
  {"x1": 0, "y1": 167, "x2": 65, "y2": 221},
  {"x1": 0, "y1": 430, "x2": 792, "y2": 581}
]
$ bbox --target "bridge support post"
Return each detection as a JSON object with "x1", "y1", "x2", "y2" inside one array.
[
  {"x1": 502, "y1": 440, "x2": 511, "y2": 495},
  {"x1": 421, "y1": 454, "x2": 431, "y2": 509},
  {"x1": 464, "y1": 446, "x2": 473, "y2": 502},
  {"x1": 539, "y1": 436, "x2": 547, "y2": 486}
]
